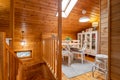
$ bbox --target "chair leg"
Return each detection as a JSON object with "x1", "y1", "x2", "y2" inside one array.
[
  {"x1": 105, "y1": 72, "x2": 108, "y2": 80},
  {"x1": 83, "y1": 54, "x2": 85, "y2": 62},
  {"x1": 92, "y1": 66, "x2": 95, "y2": 78},
  {"x1": 71, "y1": 54, "x2": 73, "y2": 62},
  {"x1": 68, "y1": 56, "x2": 71, "y2": 66},
  {"x1": 81, "y1": 54, "x2": 83, "y2": 64}
]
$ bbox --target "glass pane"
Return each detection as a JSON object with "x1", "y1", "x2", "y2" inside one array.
[
  {"x1": 92, "y1": 33, "x2": 96, "y2": 49},
  {"x1": 86, "y1": 34, "x2": 90, "y2": 49},
  {"x1": 16, "y1": 51, "x2": 31, "y2": 58},
  {"x1": 79, "y1": 35, "x2": 81, "y2": 47},
  {"x1": 82, "y1": 34, "x2": 85, "y2": 47}
]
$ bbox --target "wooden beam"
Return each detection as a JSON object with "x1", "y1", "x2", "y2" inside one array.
[{"x1": 57, "y1": 0, "x2": 62, "y2": 80}]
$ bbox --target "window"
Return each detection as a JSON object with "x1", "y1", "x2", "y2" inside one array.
[
  {"x1": 15, "y1": 50, "x2": 32, "y2": 58},
  {"x1": 56, "y1": 0, "x2": 78, "y2": 18}
]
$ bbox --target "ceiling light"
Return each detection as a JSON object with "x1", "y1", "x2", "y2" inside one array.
[
  {"x1": 21, "y1": 41, "x2": 26, "y2": 46},
  {"x1": 56, "y1": 0, "x2": 78, "y2": 18},
  {"x1": 79, "y1": 10, "x2": 90, "y2": 22},
  {"x1": 79, "y1": 17, "x2": 90, "y2": 22}
]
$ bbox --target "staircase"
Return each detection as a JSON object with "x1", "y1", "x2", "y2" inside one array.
[
  {"x1": 0, "y1": 32, "x2": 59, "y2": 80},
  {"x1": 22, "y1": 63, "x2": 54, "y2": 80}
]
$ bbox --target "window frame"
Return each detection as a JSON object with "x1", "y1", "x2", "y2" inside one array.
[{"x1": 15, "y1": 50, "x2": 32, "y2": 59}]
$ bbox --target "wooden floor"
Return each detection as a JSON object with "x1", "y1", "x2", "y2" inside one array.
[
  {"x1": 62, "y1": 55, "x2": 105, "y2": 80},
  {"x1": 62, "y1": 71, "x2": 104, "y2": 80}
]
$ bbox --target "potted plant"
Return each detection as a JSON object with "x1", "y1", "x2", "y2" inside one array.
[{"x1": 65, "y1": 36, "x2": 72, "y2": 43}]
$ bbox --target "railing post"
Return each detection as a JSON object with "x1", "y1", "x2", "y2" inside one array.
[
  {"x1": 0, "y1": 32, "x2": 7, "y2": 80},
  {"x1": 58, "y1": 0, "x2": 62, "y2": 79}
]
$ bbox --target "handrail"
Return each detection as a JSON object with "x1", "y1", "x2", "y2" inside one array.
[{"x1": 5, "y1": 43, "x2": 23, "y2": 64}]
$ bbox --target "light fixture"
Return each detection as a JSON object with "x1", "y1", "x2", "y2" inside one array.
[
  {"x1": 92, "y1": 22, "x2": 98, "y2": 27},
  {"x1": 79, "y1": 17, "x2": 90, "y2": 22},
  {"x1": 21, "y1": 41, "x2": 26, "y2": 46},
  {"x1": 56, "y1": 0, "x2": 78, "y2": 18},
  {"x1": 79, "y1": 10, "x2": 90, "y2": 22},
  {"x1": 21, "y1": 31, "x2": 26, "y2": 46}
]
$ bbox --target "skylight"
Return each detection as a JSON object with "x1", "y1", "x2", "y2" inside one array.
[{"x1": 56, "y1": 0, "x2": 78, "y2": 18}]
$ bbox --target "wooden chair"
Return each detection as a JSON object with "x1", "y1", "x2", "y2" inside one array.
[
  {"x1": 92, "y1": 54, "x2": 108, "y2": 80},
  {"x1": 62, "y1": 43, "x2": 73, "y2": 66},
  {"x1": 71, "y1": 43, "x2": 87, "y2": 64}
]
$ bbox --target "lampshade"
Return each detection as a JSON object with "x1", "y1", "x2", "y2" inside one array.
[
  {"x1": 79, "y1": 16, "x2": 90, "y2": 22},
  {"x1": 92, "y1": 22, "x2": 98, "y2": 27}
]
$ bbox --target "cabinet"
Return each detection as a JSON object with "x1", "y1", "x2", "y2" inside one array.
[{"x1": 77, "y1": 31, "x2": 98, "y2": 56}]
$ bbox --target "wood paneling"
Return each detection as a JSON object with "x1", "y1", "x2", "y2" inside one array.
[
  {"x1": 0, "y1": 0, "x2": 11, "y2": 37},
  {"x1": 13, "y1": 40, "x2": 43, "y2": 64},
  {"x1": 100, "y1": 0, "x2": 108, "y2": 54},
  {"x1": 110, "y1": 0, "x2": 120, "y2": 79},
  {"x1": 14, "y1": 0, "x2": 100, "y2": 34},
  {"x1": 62, "y1": 33, "x2": 77, "y2": 40}
]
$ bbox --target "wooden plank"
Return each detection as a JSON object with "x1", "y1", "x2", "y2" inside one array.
[
  {"x1": 100, "y1": 0, "x2": 109, "y2": 55},
  {"x1": 110, "y1": 0, "x2": 120, "y2": 79}
]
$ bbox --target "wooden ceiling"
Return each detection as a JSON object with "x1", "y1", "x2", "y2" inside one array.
[
  {"x1": 14, "y1": 0, "x2": 100, "y2": 36},
  {"x1": 62, "y1": 0, "x2": 100, "y2": 33}
]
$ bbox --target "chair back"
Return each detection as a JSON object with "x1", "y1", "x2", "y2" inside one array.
[
  {"x1": 62, "y1": 43, "x2": 71, "y2": 54},
  {"x1": 64, "y1": 43, "x2": 71, "y2": 53}
]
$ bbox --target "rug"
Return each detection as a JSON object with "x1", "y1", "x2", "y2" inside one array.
[{"x1": 62, "y1": 60, "x2": 94, "y2": 78}]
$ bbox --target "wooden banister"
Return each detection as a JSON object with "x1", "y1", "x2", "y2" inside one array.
[
  {"x1": 5, "y1": 43, "x2": 23, "y2": 64},
  {"x1": 0, "y1": 32, "x2": 23, "y2": 80},
  {"x1": 42, "y1": 37, "x2": 60, "y2": 80}
]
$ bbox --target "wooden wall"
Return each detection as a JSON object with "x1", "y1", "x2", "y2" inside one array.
[
  {"x1": 100, "y1": 0, "x2": 109, "y2": 54},
  {"x1": 62, "y1": 33, "x2": 77, "y2": 40},
  {"x1": 110, "y1": 0, "x2": 120, "y2": 79},
  {"x1": 0, "y1": 0, "x2": 11, "y2": 37},
  {"x1": 41, "y1": 33, "x2": 77, "y2": 40},
  {"x1": 13, "y1": 36, "x2": 43, "y2": 63}
]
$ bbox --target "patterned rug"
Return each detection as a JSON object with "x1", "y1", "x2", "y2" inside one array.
[{"x1": 62, "y1": 60, "x2": 94, "y2": 78}]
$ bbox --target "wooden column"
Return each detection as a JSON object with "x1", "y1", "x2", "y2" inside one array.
[
  {"x1": 0, "y1": 32, "x2": 6, "y2": 80},
  {"x1": 100, "y1": 0, "x2": 109, "y2": 55},
  {"x1": 57, "y1": 0, "x2": 62, "y2": 80}
]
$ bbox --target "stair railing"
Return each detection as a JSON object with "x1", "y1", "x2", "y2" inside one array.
[
  {"x1": 42, "y1": 36, "x2": 61, "y2": 80},
  {"x1": 0, "y1": 32, "x2": 23, "y2": 80}
]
